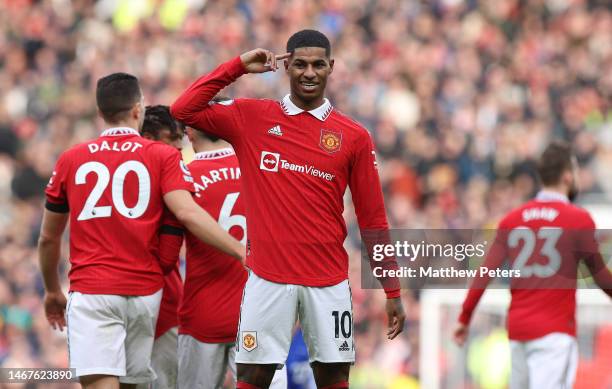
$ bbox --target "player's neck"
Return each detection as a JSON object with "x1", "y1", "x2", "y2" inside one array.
[
  {"x1": 193, "y1": 140, "x2": 230, "y2": 154},
  {"x1": 540, "y1": 185, "x2": 568, "y2": 198},
  {"x1": 289, "y1": 94, "x2": 325, "y2": 112},
  {"x1": 104, "y1": 120, "x2": 138, "y2": 131}
]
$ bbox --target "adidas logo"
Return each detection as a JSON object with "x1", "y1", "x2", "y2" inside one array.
[
  {"x1": 338, "y1": 340, "x2": 350, "y2": 352},
  {"x1": 267, "y1": 125, "x2": 283, "y2": 137}
]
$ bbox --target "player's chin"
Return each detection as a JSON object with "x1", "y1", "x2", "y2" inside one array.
[{"x1": 296, "y1": 85, "x2": 324, "y2": 101}]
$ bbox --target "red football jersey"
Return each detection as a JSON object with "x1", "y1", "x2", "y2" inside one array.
[
  {"x1": 155, "y1": 264, "x2": 182, "y2": 339},
  {"x1": 459, "y1": 191, "x2": 603, "y2": 340},
  {"x1": 171, "y1": 57, "x2": 400, "y2": 297},
  {"x1": 171, "y1": 148, "x2": 247, "y2": 343},
  {"x1": 45, "y1": 127, "x2": 193, "y2": 295}
]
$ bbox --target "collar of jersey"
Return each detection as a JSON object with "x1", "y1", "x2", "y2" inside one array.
[
  {"x1": 194, "y1": 148, "x2": 235, "y2": 160},
  {"x1": 535, "y1": 190, "x2": 569, "y2": 203},
  {"x1": 100, "y1": 127, "x2": 141, "y2": 137},
  {"x1": 280, "y1": 94, "x2": 333, "y2": 121}
]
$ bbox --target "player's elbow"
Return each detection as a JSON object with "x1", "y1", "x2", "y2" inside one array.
[
  {"x1": 170, "y1": 103, "x2": 188, "y2": 122},
  {"x1": 37, "y1": 231, "x2": 60, "y2": 249},
  {"x1": 172, "y1": 206, "x2": 198, "y2": 227}
]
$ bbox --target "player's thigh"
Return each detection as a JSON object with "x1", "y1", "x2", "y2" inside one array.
[
  {"x1": 509, "y1": 340, "x2": 528, "y2": 389},
  {"x1": 150, "y1": 327, "x2": 178, "y2": 389},
  {"x1": 269, "y1": 364, "x2": 288, "y2": 389},
  {"x1": 178, "y1": 334, "x2": 230, "y2": 389},
  {"x1": 67, "y1": 292, "x2": 127, "y2": 378},
  {"x1": 235, "y1": 271, "x2": 298, "y2": 365},
  {"x1": 121, "y1": 289, "x2": 162, "y2": 385},
  {"x1": 526, "y1": 332, "x2": 578, "y2": 389},
  {"x1": 299, "y1": 280, "x2": 354, "y2": 365}
]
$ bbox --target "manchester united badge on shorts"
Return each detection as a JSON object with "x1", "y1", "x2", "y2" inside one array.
[
  {"x1": 320, "y1": 129, "x2": 342, "y2": 153},
  {"x1": 242, "y1": 331, "x2": 257, "y2": 352}
]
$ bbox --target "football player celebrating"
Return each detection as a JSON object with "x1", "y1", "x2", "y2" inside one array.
[
  {"x1": 134, "y1": 105, "x2": 186, "y2": 389},
  {"x1": 158, "y1": 97, "x2": 287, "y2": 388},
  {"x1": 454, "y1": 141, "x2": 612, "y2": 389},
  {"x1": 38, "y1": 73, "x2": 244, "y2": 389},
  {"x1": 171, "y1": 30, "x2": 405, "y2": 388}
]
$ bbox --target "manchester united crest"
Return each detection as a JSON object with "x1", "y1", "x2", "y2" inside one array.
[
  {"x1": 242, "y1": 331, "x2": 257, "y2": 352},
  {"x1": 320, "y1": 129, "x2": 342, "y2": 153}
]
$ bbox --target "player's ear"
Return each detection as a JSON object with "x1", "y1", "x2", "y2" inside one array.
[
  {"x1": 284, "y1": 56, "x2": 290, "y2": 73},
  {"x1": 186, "y1": 127, "x2": 196, "y2": 143},
  {"x1": 328, "y1": 58, "x2": 334, "y2": 74}
]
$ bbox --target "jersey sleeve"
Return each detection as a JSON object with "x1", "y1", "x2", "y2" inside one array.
[
  {"x1": 576, "y1": 212, "x2": 612, "y2": 296},
  {"x1": 349, "y1": 130, "x2": 400, "y2": 298},
  {"x1": 159, "y1": 211, "x2": 184, "y2": 275},
  {"x1": 458, "y1": 224, "x2": 508, "y2": 325},
  {"x1": 170, "y1": 57, "x2": 248, "y2": 142},
  {"x1": 45, "y1": 152, "x2": 70, "y2": 213},
  {"x1": 160, "y1": 147, "x2": 195, "y2": 195}
]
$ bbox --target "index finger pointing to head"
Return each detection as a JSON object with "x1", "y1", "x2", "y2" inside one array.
[{"x1": 276, "y1": 52, "x2": 291, "y2": 60}]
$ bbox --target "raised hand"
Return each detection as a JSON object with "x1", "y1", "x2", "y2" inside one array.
[{"x1": 239, "y1": 48, "x2": 291, "y2": 74}]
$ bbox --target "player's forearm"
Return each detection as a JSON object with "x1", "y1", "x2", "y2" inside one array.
[
  {"x1": 38, "y1": 236, "x2": 63, "y2": 293},
  {"x1": 175, "y1": 206, "x2": 245, "y2": 261},
  {"x1": 170, "y1": 57, "x2": 246, "y2": 124},
  {"x1": 458, "y1": 287, "x2": 486, "y2": 325},
  {"x1": 158, "y1": 230, "x2": 183, "y2": 275}
]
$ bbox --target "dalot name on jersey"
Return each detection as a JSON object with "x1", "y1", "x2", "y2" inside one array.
[
  {"x1": 88, "y1": 140, "x2": 143, "y2": 154},
  {"x1": 522, "y1": 207, "x2": 559, "y2": 222},
  {"x1": 194, "y1": 167, "x2": 241, "y2": 192}
]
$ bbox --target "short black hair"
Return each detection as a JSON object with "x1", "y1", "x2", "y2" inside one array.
[
  {"x1": 537, "y1": 140, "x2": 574, "y2": 186},
  {"x1": 286, "y1": 29, "x2": 331, "y2": 57},
  {"x1": 142, "y1": 105, "x2": 181, "y2": 140},
  {"x1": 96, "y1": 73, "x2": 141, "y2": 123}
]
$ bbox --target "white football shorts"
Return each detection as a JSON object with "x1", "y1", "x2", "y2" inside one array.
[
  {"x1": 178, "y1": 334, "x2": 287, "y2": 388},
  {"x1": 66, "y1": 289, "x2": 162, "y2": 384},
  {"x1": 135, "y1": 327, "x2": 178, "y2": 389},
  {"x1": 235, "y1": 271, "x2": 355, "y2": 365},
  {"x1": 510, "y1": 332, "x2": 578, "y2": 389}
]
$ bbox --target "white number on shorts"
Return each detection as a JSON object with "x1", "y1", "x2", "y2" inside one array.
[
  {"x1": 76, "y1": 161, "x2": 151, "y2": 220},
  {"x1": 218, "y1": 192, "x2": 246, "y2": 245},
  {"x1": 508, "y1": 227, "x2": 562, "y2": 277},
  {"x1": 332, "y1": 310, "x2": 352, "y2": 338}
]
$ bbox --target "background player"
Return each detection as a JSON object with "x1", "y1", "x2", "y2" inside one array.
[
  {"x1": 171, "y1": 29, "x2": 405, "y2": 388},
  {"x1": 454, "y1": 141, "x2": 612, "y2": 389},
  {"x1": 136, "y1": 105, "x2": 185, "y2": 389},
  {"x1": 38, "y1": 73, "x2": 244, "y2": 389}
]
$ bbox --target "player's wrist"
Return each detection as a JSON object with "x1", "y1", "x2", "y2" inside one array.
[
  {"x1": 385, "y1": 289, "x2": 401, "y2": 299},
  {"x1": 231, "y1": 56, "x2": 248, "y2": 78}
]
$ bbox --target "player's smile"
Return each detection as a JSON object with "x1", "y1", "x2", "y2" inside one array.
[{"x1": 299, "y1": 80, "x2": 319, "y2": 93}]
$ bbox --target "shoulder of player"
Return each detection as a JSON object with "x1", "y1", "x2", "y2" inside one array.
[
  {"x1": 561, "y1": 203, "x2": 595, "y2": 226},
  {"x1": 328, "y1": 109, "x2": 373, "y2": 144},
  {"x1": 215, "y1": 97, "x2": 277, "y2": 111}
]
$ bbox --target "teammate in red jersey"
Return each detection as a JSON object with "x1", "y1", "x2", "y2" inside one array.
[
  {"x1": 157, "y1": 99, "x2": 286, "y2": 388},
  {"x1": 38, "y1": 73, "x2": 244, "y2": 389},
  {"x1": 454, "y1": 141, "x2": 612, "y2": 389},
  {"x1": 171, "y1": 30, "x2": 405, "y2": 388},
  {"x1": 135, "y1": 105, "x2": 186, "y2": 389}
]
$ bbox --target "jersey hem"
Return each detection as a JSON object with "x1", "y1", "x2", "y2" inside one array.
[
  {"x1": 249, "y1": 265, "x2": 347, "y2": 287},
  {"x1": 178, "y1": 327, "x2": 236, "y2": 344},
  {"x1": 508, "y1": 328, "x2": 576, "y2": 341},
  {"x1": 69, "y1": 283, "x2": 164, "y2": 296}
]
